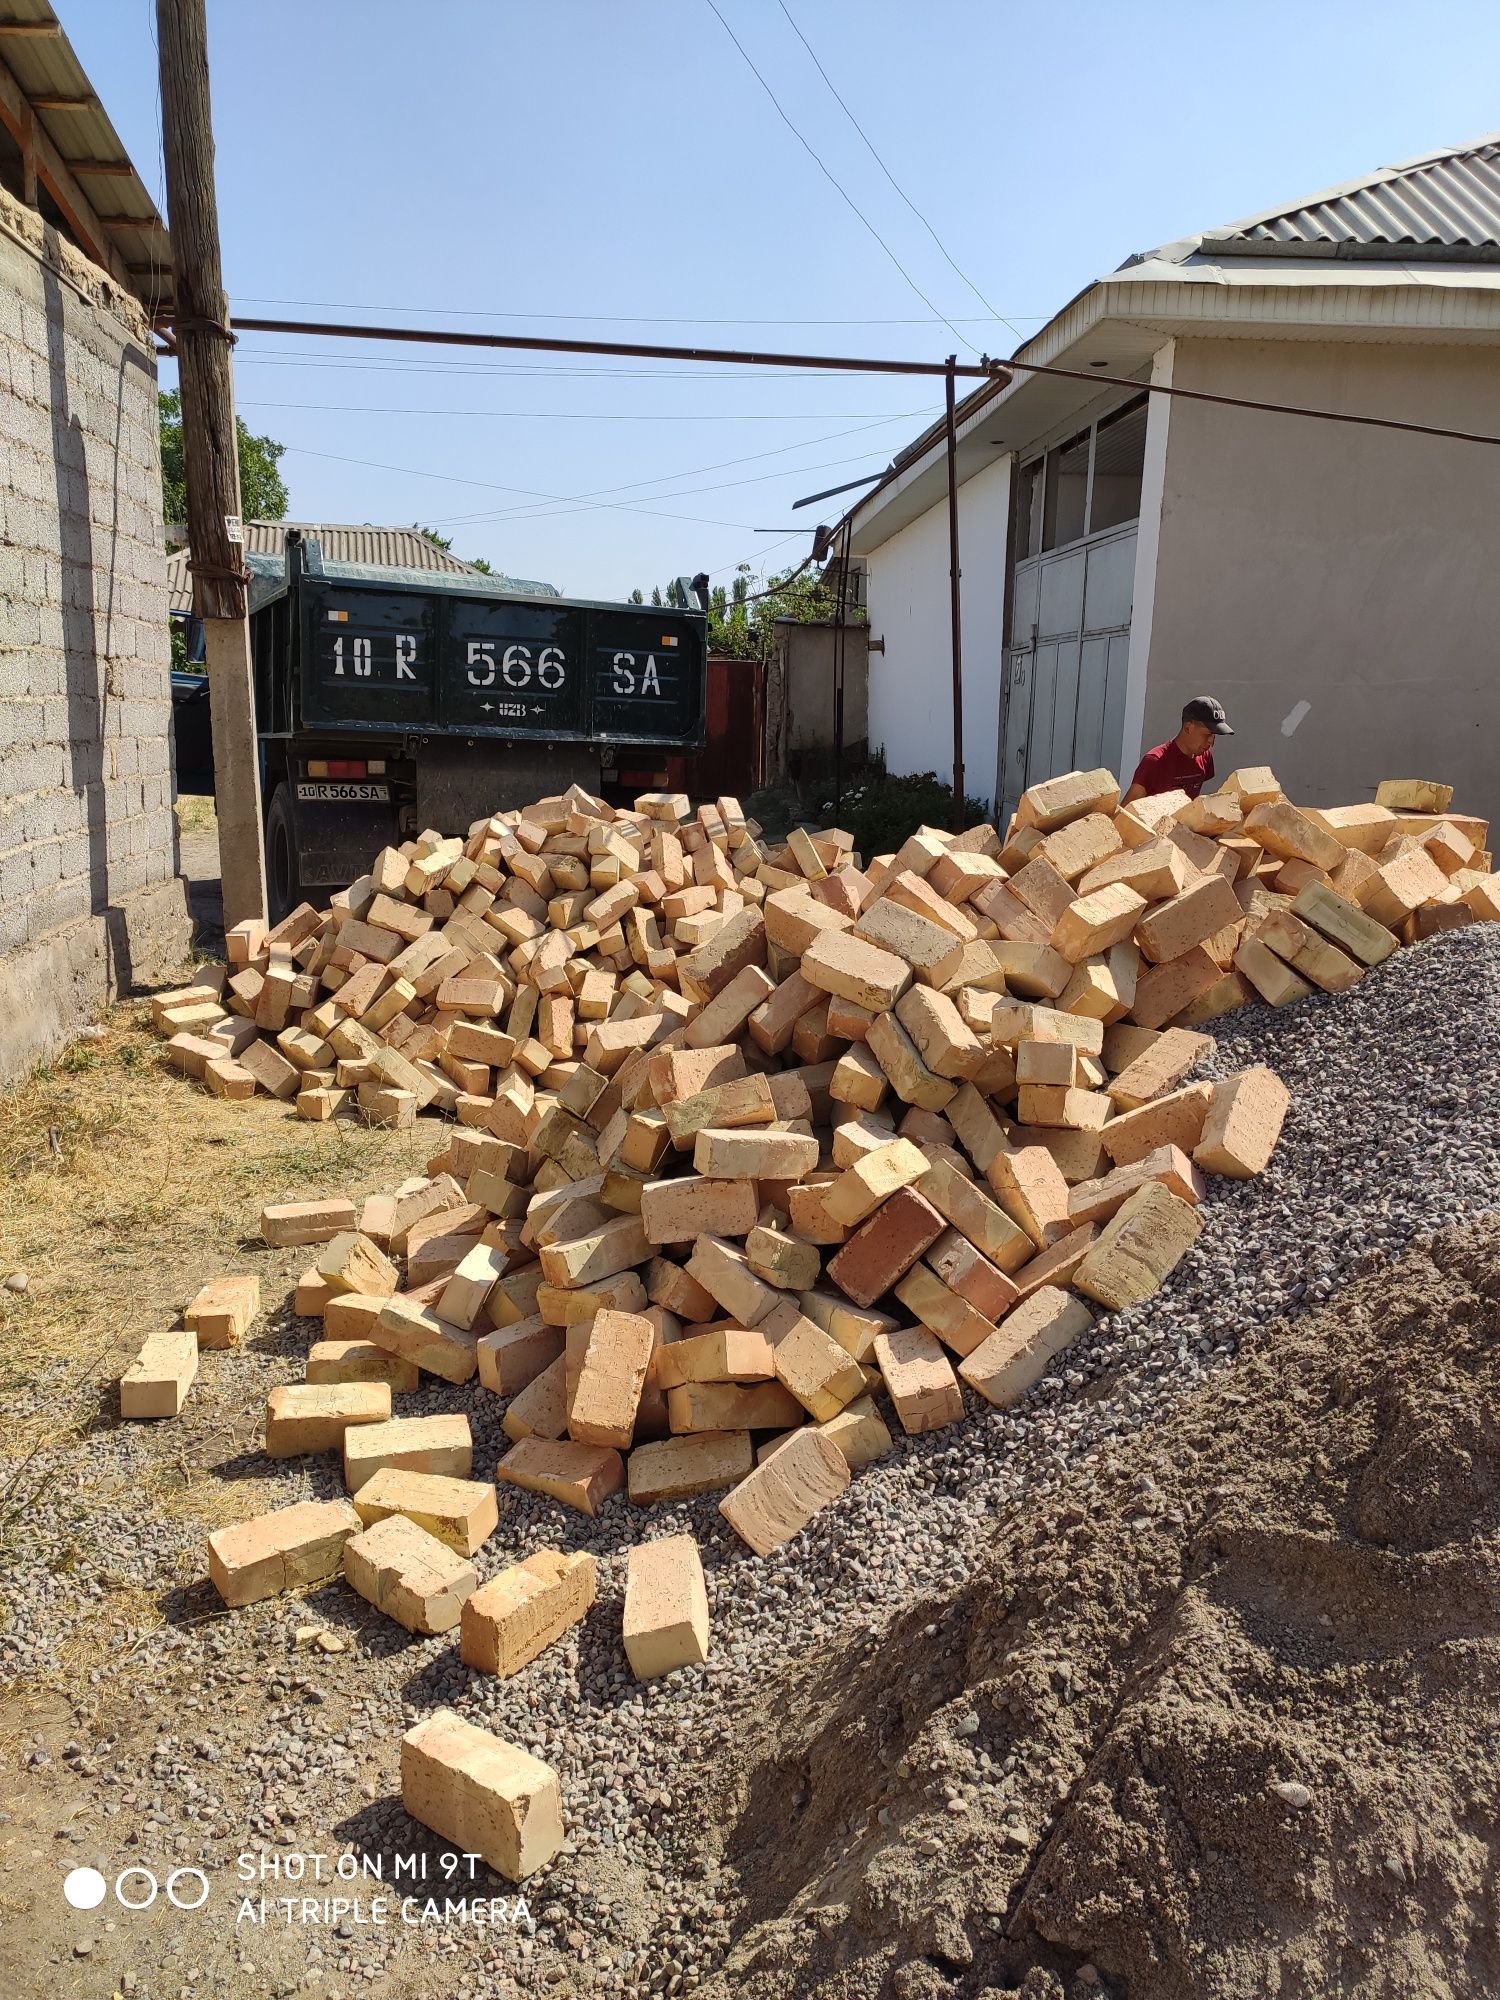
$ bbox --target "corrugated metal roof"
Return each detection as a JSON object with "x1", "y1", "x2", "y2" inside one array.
[
  {"x1": 166, "y1": 525, "x2": 558, "y2": 614},
  {"x1": 846, "y1": 133, "x2": 1500, "y2": 551},
  {"x1": 1183, "y1": 133, "x2": 1500, "y2": 262},
  {"x1": 242, "y1": 521, "x2": 490, "y2": 572},
  {"x1": 0, "y1": 0, "x2": 172, "y2": 310}
]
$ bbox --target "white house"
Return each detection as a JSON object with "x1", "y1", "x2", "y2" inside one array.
[{"x1": 846, "y1": 134, "x2": 1500, "y2": 828}]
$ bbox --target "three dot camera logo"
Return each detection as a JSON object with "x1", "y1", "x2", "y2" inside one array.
[{"x1": 64, "y1": 1865, "x2": 209, "y2": 1913}]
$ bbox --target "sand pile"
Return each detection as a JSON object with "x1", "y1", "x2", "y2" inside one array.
[{"x1": 694, "y1": 1214, "x2": 1500, "y2": 2000}]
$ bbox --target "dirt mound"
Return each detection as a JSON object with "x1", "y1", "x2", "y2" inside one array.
[{"x1": 691, "y1": 1217, "x2": 1500, "y2": 2000}]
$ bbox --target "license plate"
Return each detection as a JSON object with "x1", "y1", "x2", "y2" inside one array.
[{"x1": 295, "y1": 781, "x2": 390, "y2": 802}]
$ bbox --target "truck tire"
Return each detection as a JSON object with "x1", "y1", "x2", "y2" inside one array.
[{"x1": 264, "y1": 783, "x2": 302, "y2": 923}]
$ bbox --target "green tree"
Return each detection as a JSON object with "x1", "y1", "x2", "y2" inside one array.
[
  {"x1": 469, "y1": 557, "x2": 493, "y2": 574},
  {"x1": 631, "y1": 561, "x2": 846, "y2": 661},
  {"x1": 158, "y1": 390, "x2": 287, "y2": 533},
  {"x1": 413, "y1": 524, "x2": 454, "y2": 552}
]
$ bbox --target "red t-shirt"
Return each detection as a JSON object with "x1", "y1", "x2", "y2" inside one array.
[{"x1": 1130, "y1": 738, "x2": 1214, "y2": 799}]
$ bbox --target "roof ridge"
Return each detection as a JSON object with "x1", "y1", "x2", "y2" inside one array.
[{"x1": 1205, "y1": 130, "x2": 1500, "y2": 247}]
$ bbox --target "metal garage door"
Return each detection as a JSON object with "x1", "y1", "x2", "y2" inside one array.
[{"x1": 997, "y1": 522, "x2": 1136, "y2": 827}]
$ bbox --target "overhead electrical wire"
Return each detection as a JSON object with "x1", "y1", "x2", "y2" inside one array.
[
  {"x1": 396, "y1": 414, "x2": 933, "y2": 527},
  {"x1": 236, "y1": 398, "x2": 933, "y2": 424},
  {"x1": 700, "y1": 0, "x2": 978, "y2": 354},
  {"x1": 231, "y1": 349, "x2": 890, "y2": 384},
  {"x1": 230, "y1": 293, "x2": 1047, "y2": 328},
  {"x1": 401, "y1": 439, "x2": 909, "y2": 529},
  {"x1": 282, "y1": 435, "x2": 902, "y2": 532},
  {"x1": 774, "y1": 0, "x2": 1023, "y2": 343},
  {"x1": 282, "y1": 447, "x2": 763, "y2": 530}
]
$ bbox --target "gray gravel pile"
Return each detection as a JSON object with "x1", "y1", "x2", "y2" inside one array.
[{"x1": 7, "y1": 923, "x2": 1500, "y2": 1997}]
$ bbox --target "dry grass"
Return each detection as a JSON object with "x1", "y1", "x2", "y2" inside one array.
[
  {"x1": 0, "y1": 999, "x2": 431, "y2": 1441},
  {"x1": 0, "y1": 998, "x2": 440, "y2": 1685},
  {"x1": 173, "y1": 792, "x2": 218, "y2": 836}
]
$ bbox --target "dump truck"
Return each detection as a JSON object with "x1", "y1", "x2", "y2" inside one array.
[{"x1": 176, "y1": 529, "x2": 709, "y2": 917}]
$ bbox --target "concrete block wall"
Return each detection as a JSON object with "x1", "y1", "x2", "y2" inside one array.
[{"x1": 0, "y1": 186, "x2": 191, "y2": 1078}]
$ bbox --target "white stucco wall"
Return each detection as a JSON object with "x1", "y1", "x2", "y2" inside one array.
[{"x1": 863, "y1": 453, "x2": 1011, "y2": 809}]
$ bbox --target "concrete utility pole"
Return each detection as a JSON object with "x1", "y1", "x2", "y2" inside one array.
[{"x1": 156, "y1": 0, "x2": 267, "y2": 925}]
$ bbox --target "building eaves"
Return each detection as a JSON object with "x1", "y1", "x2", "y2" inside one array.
[{"x1": 0, "y1": 0, "x2": 171, "y2": 311}]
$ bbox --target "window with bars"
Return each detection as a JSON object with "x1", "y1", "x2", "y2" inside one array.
[{"x1": 1016, "y1": 394, "x2": 1148, "y2": 560}]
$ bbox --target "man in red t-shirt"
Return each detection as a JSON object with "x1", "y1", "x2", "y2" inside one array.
[{"x1": 1123, "y1": 696, "x2": 1234, "y2": 803}]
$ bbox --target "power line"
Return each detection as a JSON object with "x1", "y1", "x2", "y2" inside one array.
[
  {"x1": 228, "y1": 316, "x2": 1500, "y2": 453},
  {"x1": 774, "y1": 0, "x2": 1023, "y2": 344},
  {"x1": 282, "y1": 435, "x2": 902, "y2": 532},
  {"x1": 237, "y1": 397, "x2": 933, "y2": 423},
  {"x1": 398, "y1": 415, "x2": 931, "y2": 526},
  {"x1": 283, "y1": 447, "x2": 765, "y2": 530},
  {"x1": 412, "y1": 440, "x2": 908, "y2": 530},
  {"x1": 231, "y1": 292, "x2": 1049, "y2": 328},
  {"x1": 232, "y1": 349, "x2": 899, "y2": 383},
  {"x1": 700, "y1": 0, "x2": 978, "y2": 354}
]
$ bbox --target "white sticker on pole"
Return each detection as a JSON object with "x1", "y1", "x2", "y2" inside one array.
[{"x1": 225, "y1": 514, "x2": 244, "y2": 543}]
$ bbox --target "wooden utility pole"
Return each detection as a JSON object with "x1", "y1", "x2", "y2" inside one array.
[{"x1": 156, "y1": 0, "x2": 267, "y2": 925}]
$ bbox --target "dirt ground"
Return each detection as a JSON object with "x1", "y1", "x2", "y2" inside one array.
[
  {"x1": 2, "y1": 968, "x2": 1499, "y2": 1996},
  {"x1": 692, "y1": 1217, "x2": 1500, "y2": 2000}
]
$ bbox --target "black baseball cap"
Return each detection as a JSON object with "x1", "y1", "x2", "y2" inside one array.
[{"x1": 1182, "y1": 696, "x2": 1234, "y2": 735}]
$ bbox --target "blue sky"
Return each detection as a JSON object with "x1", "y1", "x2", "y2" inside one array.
[{"x1": 67, "y1": 0, "x2": 1500, "y2": 599}]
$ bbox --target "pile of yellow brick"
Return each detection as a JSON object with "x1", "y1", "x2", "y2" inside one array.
[{"x1": 131, "y1": 765, "x2": 1495, "y2": 1880}]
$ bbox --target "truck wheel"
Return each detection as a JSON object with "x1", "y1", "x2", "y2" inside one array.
[{"x1": 264, "y1": 784, "x2": 302, "y2": 923}]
